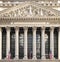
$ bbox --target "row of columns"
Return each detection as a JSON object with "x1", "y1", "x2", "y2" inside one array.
[{"x1": 0, "y1": 27, "x2": 60, "y2": 60}]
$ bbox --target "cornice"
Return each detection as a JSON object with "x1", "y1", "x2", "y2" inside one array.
[{"x1": 0, "y1": 16, "x2": 60, "y2": 20}]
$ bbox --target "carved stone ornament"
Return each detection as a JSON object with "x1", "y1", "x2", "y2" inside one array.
[{"x1": 0, "y1": 3, "x2": 56, "y2": 18}]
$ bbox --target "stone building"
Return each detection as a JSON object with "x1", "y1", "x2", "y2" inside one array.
[{"x1": 0, "y1": 0, "x2": 60, "y2": 61}]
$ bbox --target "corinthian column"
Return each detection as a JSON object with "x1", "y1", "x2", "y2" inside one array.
[
  {"x1": 32, "y1": 27, "x2": 37, "y2": 59},
  {"x1": 6, "y1": 27, "x2": 10, "y2": 58},
  {"x1": 0, "y1": 27, "x2": 2, "y2": 60},
  {"x1": 58, "y1": 27, "x2": 60, "y2": 59},
  {"x1": 50, "y1": 27, "x2": 54, "y2": 58},
  {"x1": 15, "y1": 27, "x2": 19, "y2": 59},
  {"x1": 41, "y1": 27, "x2": 46, "y2": 59},
  {"x1": 23, "y1": 27, "x2": 28, "y2": 60}
]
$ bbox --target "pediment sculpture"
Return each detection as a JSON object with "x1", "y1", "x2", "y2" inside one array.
[{"x1": 0, "y1": 5, "x2": 56, "y2": 17}]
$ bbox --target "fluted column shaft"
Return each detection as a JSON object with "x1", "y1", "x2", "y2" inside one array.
[
  {"x1": 6, "y1": 27, "x2": 10, "y2": 58},
  {"x1": 15, "y1": 27, "x2": 19, "y2": 59},
  {"x1": 41, "y1": 27, "x2": 45, "y2": 59},
  {"x1": 58, "y1": 27, "x2": 60, "y2": 59},
  {"x1": 23, "y1": 27, "x2": 28, "y2": 59},
  {"x1": 50, "y1": 27, "x2": 54, "y2": 58},
  {"x1": 32, "y1": 27, "x2": 37, "y2": 59},
  {"x1": 0, "y1": 27, "x2": 2, "y2": 60}
]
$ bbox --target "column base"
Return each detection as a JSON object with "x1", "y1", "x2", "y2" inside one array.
[
  {"x1": 4, "y1": 57, "x2": 7, "y2": 60},
  {"x1": 41, "y1": 55, "x2": 46, "y2": 59},
  {"x1": 50, "y1": 56, "x2": 55, "y2": 59},
  {"x1": 32, "y1": 56, "x2": 37, "y2": 60},
  {"x1": 14, "y1": 55, "x2": 19, "y2": 60},
  {"x1": 5, "y1": 55, "x2": 11, "y2": 60},
  {"x1": 23, "y1": 56, "x2": 28, "y2": 60}
]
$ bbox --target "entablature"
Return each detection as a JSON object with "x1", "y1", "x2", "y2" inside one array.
[
  {"x1": 0, "y1": 16, "x2": 60, "y2": 24},
  {"x1": 0, "y1": 16, "x2": 60, "y2": 20}
]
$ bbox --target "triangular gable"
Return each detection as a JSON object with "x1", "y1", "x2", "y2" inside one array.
[{"x1": 0, "y1": 2, "x2": 59, "y2": 18}]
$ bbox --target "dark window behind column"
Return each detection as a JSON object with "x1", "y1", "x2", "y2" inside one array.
[
  {"x1": 36, "y1": 28, "x2": 41, "y2": 59},
  {"x1": 19, "y1": 28, "x2": 24, "y2": 59},
  {"x1": 10, "y1": 28, "x2": 15, "y2": 59},
  {"x1": 28, "y1": 28, "x2": 33, "y2": 59},
  {"x1": 2, "y1": 28, "x2": 6, "y2": 59},
  {"x1": 45, "y1": 28, "x2": 50, "y2": 59},
  {"x1": 54, "y1": 28, "x2": 58, "y2": 59}
]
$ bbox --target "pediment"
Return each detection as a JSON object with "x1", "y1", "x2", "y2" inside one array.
[{"x1": 0, "y1": 2, "x2": 59, "y2": 18}]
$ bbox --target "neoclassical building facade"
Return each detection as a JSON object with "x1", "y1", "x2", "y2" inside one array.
[{"x1": 0, "y1": 0, "x2": 60, "y2": 60}]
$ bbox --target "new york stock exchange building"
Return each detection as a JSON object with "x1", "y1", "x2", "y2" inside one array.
[{"x1": 0, "y1": 0, "x2": 60, "y2": 62}]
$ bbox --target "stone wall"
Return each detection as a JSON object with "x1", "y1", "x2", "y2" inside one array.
[{"x1": 0, "y1": 60, "x2": 60, "y2": 62}]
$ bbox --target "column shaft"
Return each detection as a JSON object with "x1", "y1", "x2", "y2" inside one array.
[
  {"x1": 23, "y1": 27, "x2": 28, "y2": 59},
  {"x1": 32, "y1": 27, "x2": 37, "y2": 59},
  {"x1": 41, "y1": 27, "x2": 45, "y2": 59},
  {"x1": 50, "y1": 27, "x2": 54, "y2": 58},
  {"x1": 58, "y1": 27, "x2": 60, "y2": 59},
  {"x1": 15, "y1": 27, "x2": 19, "y2": 59},
  {"x1": 6, "y1": 27, "x2": 10, "y2": 57},
  {"x1": 0, "y1": 28, "x2": 2, "y2": 59}
]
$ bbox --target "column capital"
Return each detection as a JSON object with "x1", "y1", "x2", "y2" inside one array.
[
  {"x1": 32, "y1": 27, "x2": 37, "y2": 31},
  {"x1": 41, "y1": 26, "x2": 45, "y2": 30},
  {"x1": 0, "y1": 27, "x2": 2, "y2": 31},
  {"x1": 23, "y1": 27, "x2": 28, "y2": 30},
  {"x1": 50, "y1": 26, "x2": 54, "y2": 31},
  {"x1": 14, "y1": 27, "x2": 19, "y2": 30},
  {"x1": 0, "y1": 27, "x2": 1, "y2": 28},
  {"x1": 6, "y1": 27, "x2": 10, "y2": 30},
  {"x1": 59, "y1": 27, "x2": 60, "y2": 31}
]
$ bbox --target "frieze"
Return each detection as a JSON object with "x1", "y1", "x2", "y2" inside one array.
[{"x1": 0, "y1": 17, "x2": 60, "y2": 20}]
